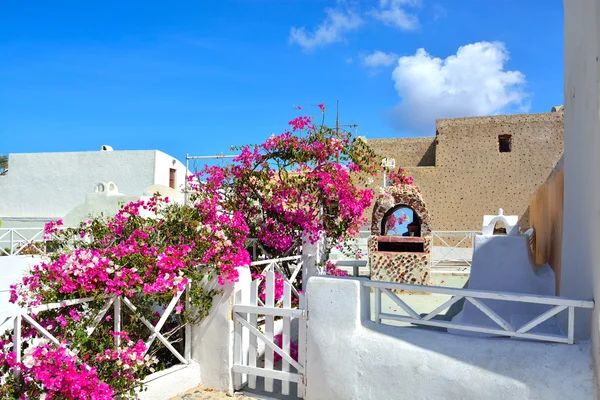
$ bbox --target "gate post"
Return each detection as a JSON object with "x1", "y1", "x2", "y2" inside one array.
[
  {"x1": 301, "y1": 231, "x2": 326, "y2": 292},
  {"x1": 191, "y1": 267, "x2": 251, "y2": 394}
]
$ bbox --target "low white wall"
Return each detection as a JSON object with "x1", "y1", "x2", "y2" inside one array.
[
  {"x1": 139, "y1": 363, "x2": 201, "y2": 400},
  {"x1": 305, "y1": 277, "x2": 596, "y2": 400}
]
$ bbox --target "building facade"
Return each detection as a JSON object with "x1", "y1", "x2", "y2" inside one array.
[
  {"x1": 0, "y1": 148, "x2": 187, "y2": 225},
  {"x1": 367, "y1": 109, "x2": 564, "y2": 232}
]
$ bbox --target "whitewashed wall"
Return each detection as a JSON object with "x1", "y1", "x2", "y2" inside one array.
[
  {"x1": 0, "y1": 255, "x2": 43, "y2": 317},
  {"x1": 305, "y1": 277, "x2": 596, "y2": 400},
  {"x1": 154, "y1": 150, "x2": 187, "y2": 193},
  {"x1": 0, "y1": 150, "x2": 186, "y2": 221},
  {"x1": 562, "y1": 0, "x2": 600, "y2": 371}
]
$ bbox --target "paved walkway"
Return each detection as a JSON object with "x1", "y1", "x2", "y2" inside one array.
[{"x1": 170, "y1": 387, "x2": 259, "y2": 400}]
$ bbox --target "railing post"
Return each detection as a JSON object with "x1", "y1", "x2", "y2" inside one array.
[
  {"x1": 374, "y1": 288, "x2": 381, "y2": 324},
  {"x1": 185, "y1": 282, "x2": 191, "y2": 362},
  {"x1": 113, "y1": 296, "x2": 122, "y2": 347},
  {"x1": 568, "y1": 306, "x2": 575, "y2": 344},
  {"x1": 10, "y1": 229, "x2": 14, "y2": 255},
  {"x1": 13, "y1": 315, "x2": 21, "y2": 379}
]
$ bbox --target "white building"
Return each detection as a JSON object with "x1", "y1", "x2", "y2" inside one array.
[{"x1": 0, "y1": 148, "x2": 187, "y2": 227}]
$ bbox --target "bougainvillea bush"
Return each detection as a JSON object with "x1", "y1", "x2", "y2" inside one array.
[
  {"x1": 1, "y1": 195, "x2": 251, "y2": 399},
  {"x1": 188, "y1": 105, "x2": 394, "y2": 268}
]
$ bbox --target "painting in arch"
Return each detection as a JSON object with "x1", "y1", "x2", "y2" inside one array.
[{"x1": 368, "y1": 182, "x2": 432, "y2": 285}]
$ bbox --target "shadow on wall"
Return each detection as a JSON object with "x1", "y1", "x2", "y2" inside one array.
[{"x1": 417, "y1": 139, "x2": 436, "y2": 167}]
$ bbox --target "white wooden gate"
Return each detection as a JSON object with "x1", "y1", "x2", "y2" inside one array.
[{"x1": 232, "y1": 258, "x2": 307, "y2": 398}]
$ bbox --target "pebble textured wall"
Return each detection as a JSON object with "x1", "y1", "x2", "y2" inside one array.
[{"x1": 367, "y1": 110, "x2": 564, "y2": 232}]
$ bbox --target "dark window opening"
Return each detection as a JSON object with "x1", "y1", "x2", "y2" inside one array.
[
  {"x1": 378, "y1": 240, "x2": 425, "y2": 253},
  {"x1": 169, "y1": 168, "x2": 176, "y2": 189},
  {"x1": 499, "y1": 135, "x2": 512, "y2": 152},
  {"x1": 493, "y1": 221, "x2": 507, "y2": 235}
]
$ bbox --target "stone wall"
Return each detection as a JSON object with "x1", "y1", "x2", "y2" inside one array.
[{"x1": 367, "y1": 110, "x2": 564, "y2": 232}]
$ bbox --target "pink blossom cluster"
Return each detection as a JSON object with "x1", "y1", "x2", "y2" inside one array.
[
  {"x1": 325, "y1": 261, "x2": 349, "y2": 277},
  {"x1": 191, "y1": 108, "x2": 379, "y2": 258},
  {"x1": 1, "y1": 342, "x2": 114, "y2": 399},
  {"x1": 385, "y1": 212, "x2": 409, "y2": 234},
  {"x1": 387, "y1": 167, "x2": 414, "y2": 186},
  {"x1": 43, "y1": 219, "x2": 64, "y2": 240},
  {"x1": 12, "y1": 195, "x2": 252, "y2": 308},
  {"x1": 252, "y1": 271, "x2": 286, "y2": 303},
  {"x1": 273, "y1": 334, "x2": 299, "y2": 363}
]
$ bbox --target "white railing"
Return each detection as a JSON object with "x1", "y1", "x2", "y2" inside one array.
[
  {"x1": 0, "y1": 282, "x2": 192, "y2": 380},
  {"x1": 245, "y1": 238, "x2": 300, "y2": 261},
  {"x1": 365, "y1": 280, "x2": 594, "y2": 344},
  {"x1": 334, "y1": 260, "x2": 367, "y2": 277},
  {"x1": 431, "y1": 230, "x2": 480, "y2": 269},
  {"x1": 0, "y1": 227, "x2": 69, "y2": 256}
]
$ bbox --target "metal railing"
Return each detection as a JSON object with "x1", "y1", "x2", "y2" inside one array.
[{"x1": 365, "y1": 280, "x2": 594, "y2": 344}]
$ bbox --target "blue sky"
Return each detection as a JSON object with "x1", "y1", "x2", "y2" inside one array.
[{"x1": 0, "y1": 1, "x2": 564, "y2": 165}]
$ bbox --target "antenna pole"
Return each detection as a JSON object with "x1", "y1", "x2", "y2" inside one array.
[{"x1": 336, "y1": 100, "x2": 340, "y2": 135}]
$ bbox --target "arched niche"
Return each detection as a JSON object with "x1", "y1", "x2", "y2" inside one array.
[
  {"x1": 371, "y1": 184, "x2": 431, "y2": 237},
  {"x1": 380, "y1": 204, "x2": 422, "y2": 237}
]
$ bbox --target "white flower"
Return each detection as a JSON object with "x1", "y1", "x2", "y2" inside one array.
[{"x1": 22, "y1": 338, "x2": 49, "y2": 368}]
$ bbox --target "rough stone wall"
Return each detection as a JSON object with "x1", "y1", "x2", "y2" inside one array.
[
  {"x1": 367, "y1": 110, "x2": 564, "y2": 232},
  {"x1": 367, "y1": 137, "x2": 436, "y2": 167}
]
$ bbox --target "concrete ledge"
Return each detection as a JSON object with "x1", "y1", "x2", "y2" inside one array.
[{"x1": 139, "y1": 362, "x2": 201, "y2": 400}]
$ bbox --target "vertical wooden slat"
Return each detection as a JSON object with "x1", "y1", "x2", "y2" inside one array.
[
  {"x1": 568, "y1": 306, "x2": 575, "y2": 344},
  {"x1": 113, "y1": 296, "x2": 122, "y2": 347},
  {"x1": 282, "y1": 281, "x2": 292, "y2": 395},
  {"x1": 233, "y1": 287, "x2": 243, "y2": 389},
  {"x1": 185, "y1": 282, "x2": 191, "y2": 362},
  {"x1": 248, "y1": 279, "x2": 259, "y2": 389},
  {"x1": 297, "y1": 292, "x2": 307, "y2": 399},
  {"x1": 375, "y1": 288, "x2": 381, "y2": 324},
  {"x1": 265, "y1": 269, "x2": 275, "y2": 392}
]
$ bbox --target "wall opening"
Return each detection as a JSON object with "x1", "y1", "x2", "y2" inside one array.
[
  {"x1": 499, "y1": 135, "x2": 512, "y2": 153},
  {"x1": 169, "y1": 168, "x2": 176, "y2": 189},
  {"x1": 381, "y1": 205, "x2": 421, "y2": 237},
  {"x1": 493, "y1": 221, "x2": 507, "y2": 235}
]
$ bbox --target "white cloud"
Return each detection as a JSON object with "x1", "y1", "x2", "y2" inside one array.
[
  {"x1": 389, "y1": 41, "x2": 528, "y2": 132},
  {"x1": 362, "y1": 51, "x2": 399, "y2": 67},
  {"x1": 369, "y1": 0, "x2": 420, "y2": 31},
  {"x1": 289, "y1": 8, "x2": 363, "y2": 51}
]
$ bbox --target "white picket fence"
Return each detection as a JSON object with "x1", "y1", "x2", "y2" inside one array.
[
  {"x1": 0, "y1": 283, "x2": 192, "y2": 381},
  {"x1": 232, "y1": 256, "x2": 307, "y2": 398},
  {"x1": 366, "y1": 280, "x2": 594, "y2": 344}
]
